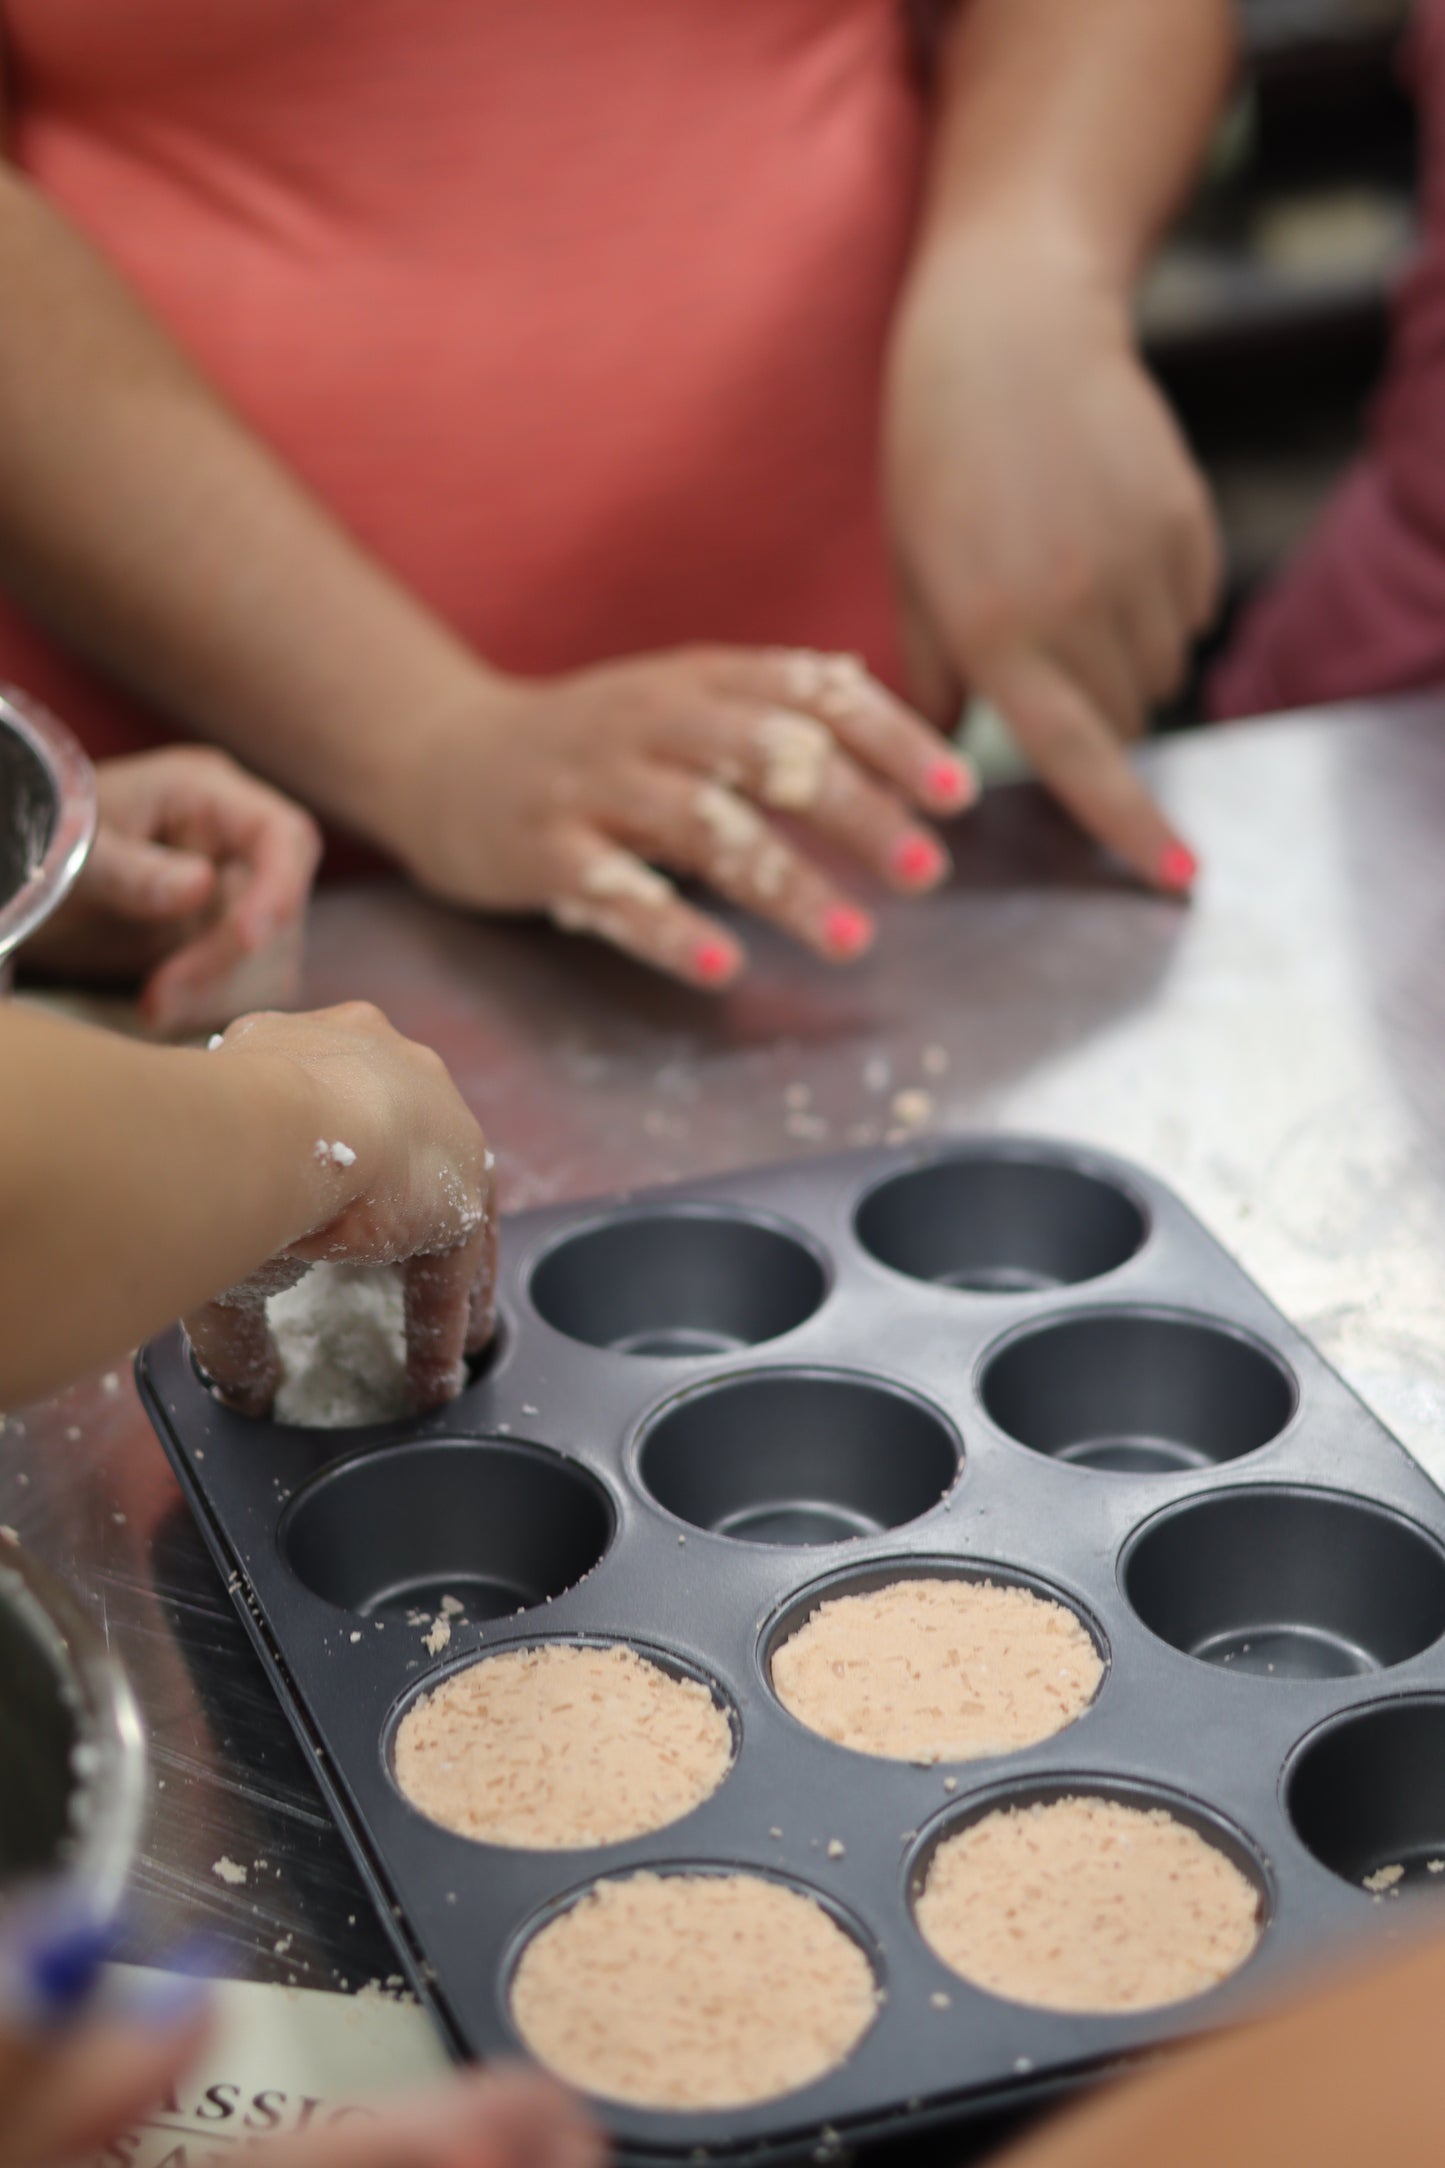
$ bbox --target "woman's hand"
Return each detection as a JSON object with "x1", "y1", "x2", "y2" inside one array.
[
  {"x1": 886, "y1": 222, "x2": 1221, "y2": 889},
  {"x1": 183, "y1": 1002, "x2": 496, "y2": 1417},
  {"x1": 21, "y1": 747, "x2": 321, "y2": 1032},
  {"x1": 392, "y1": 647, "x2": 976, "y2": 988}
]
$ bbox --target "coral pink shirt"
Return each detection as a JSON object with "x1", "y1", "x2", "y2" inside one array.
[{"x1": 0, "y1": 1, "x2": 928, "y2": 766}]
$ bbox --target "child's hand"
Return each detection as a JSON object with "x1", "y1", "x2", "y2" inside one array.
[
  {"x1": 184, "y1": 1002, "x2": 496, "y2": 1416},
  {"x1": 22, "y1": 747, "x2": 321, "y2": 1033},
  {"x1": 0, "y1": 1904, "x2": 598, "y2": 2168},
  {"x1": 388, "y1": 648, "x2": 976, "y2": 989}
]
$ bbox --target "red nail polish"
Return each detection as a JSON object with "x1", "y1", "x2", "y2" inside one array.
[
  {"x1": 823, "y1": 904, "x2": 874, "y2": 959},
  {"x1": 893, "y1": 834, "x2": 946, "y2": 888},
  {"x1": 693, "y1": 939, "x2": 736, "y2": 985},
  {"x1": 1157, "y1": 841, "x2": 1198, "y2": 892},
  {"x1": 926, "y1": 759, "x2": 971, "y2": 809}
]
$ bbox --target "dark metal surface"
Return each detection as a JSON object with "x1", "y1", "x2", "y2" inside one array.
[{"x1": 5, "y1": 694, "x2": 1445, "y2": 2029}]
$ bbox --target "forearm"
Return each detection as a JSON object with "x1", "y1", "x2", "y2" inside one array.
[
  {"x1": 0, "y1": 165, "x2": 487, "y2": 851},
  {"x1": 918, "y1": 0, "x2": 1235, "y2": 291},
  {"x1": 0, "y1": 1006, "x2": 332, "y2": 1404}
]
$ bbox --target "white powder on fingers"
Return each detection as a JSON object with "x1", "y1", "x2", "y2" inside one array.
[
  {"x1": 753, "y1": 711, "x2": 831, "y2": 811},
  {"x1": 579, "y1": 848, "x2": 673, "y2": 908},
  {"x1": 511, "y1": 1871, "x2": 878, "y2": 2108},
  {"x1": 268, "y1": 1262, "x2": 409, "y2": 1429},
  {"x1": 772, "y1": 1578, "x2": 1103, "y2": 1763},
  {"x1": 917, "y1": 1797, "x2": 1261, "y2": 2013},
  {"x1": 693, "y1": 780, "x2": 766, "y2": 861},
  {"x1": 394, "y1": 1642, "x2": 733, "y2": 1849}
]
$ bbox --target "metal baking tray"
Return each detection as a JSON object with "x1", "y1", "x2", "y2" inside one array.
[{"x1": 138, "y1": 1136, "x2": 1445, "y2": 2160}]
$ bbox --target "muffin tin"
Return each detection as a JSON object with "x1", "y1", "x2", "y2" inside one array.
[{"x1": 137, "y1": 1137, "x2": 1445, "y2": 2160}]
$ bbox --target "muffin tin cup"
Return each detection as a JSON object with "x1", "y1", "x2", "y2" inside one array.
[
  {"x1": 1122, "y1": 1486, "x2": 1445, "y2": 1680},
  {"x1": 980, "y1": 1308, "x2": 1298, "y2": 1474},
  {"x1": 1287, "y1": 1696, "x2": 1445, "y2": 1897},
  {"x1": 762, "y1": 1555, "x2": 1109, "y2": 1758},
  {"x1": 280, "y1": 1437, "x2": 615, "y2": 1620},
  {"x1": 635, "y1": 1370, "x2": 962, "y2": 1547},
  {"x1": 907, "y1": 1772, "x2": 1274, "y2": 2011},
  {"x1": 384, "y1": 1634, "x2": 741, "y2": 1846},
  {"x1": 138, "y1": 1136, "x2": 1445, "y2": 2161}
]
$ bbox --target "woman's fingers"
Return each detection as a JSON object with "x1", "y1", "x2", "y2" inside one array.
[
  {"x1": 706, "y1": 648, "x2": 976, "y2": 818},
  {"x1": 1047, "y1": 614, "x2": 1148, "y2": 745},
  {"x1": 978, "y1": 645, "x2": 1196, "y2": 892},
  {"x1": 672, "y1": 702, "x2": 953, "y2": 895},
  {"x1": 547, "y1": 832, "x2": 747, "y2": 991},
  {"x1": 617, "y1": 768, "x2": 876, "y2": 964}
]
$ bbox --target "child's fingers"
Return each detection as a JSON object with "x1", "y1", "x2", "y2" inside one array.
[
  {"x1": 467, "y1": 1197, "x2": 500, "y2": 1356},
  {"x1": 184, "y1": 1292, "x2": 282, "y2": 1416},
  {"x1": 403, "y1": 1223, "x2": 491, "y2": 1409},
  {"x1": 6, "y1": 2006, "x2": 212, "y2": 2168},
  {"x1": 251, "y1": 2064, "x2": 603, "y2": 2168},
  {"x1": 78, "y1": 827, "x2": 217, "y2": 923},
  {"x1": 547, "y1": 832, "x2": 747, "y2": 991},
  {"x1": 670, "y1": 702, "x2": 952, "y2": 894},
  {"x1": 977, "y1": 645, "x2": 1197, "y2": 892},
  {"x1": 619, "y1": 770, "x2": 876, "y2": 966},
  {"x1": 708, "y1": 648, "x2": 976, "y2": 817},
  {"x1": 218, "y1": 793, "x2": 323, "y2": 952}
]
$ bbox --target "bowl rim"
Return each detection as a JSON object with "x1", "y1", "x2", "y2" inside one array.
[
  {"x1": 0, "y1": 1538, "x2": 147, "y2": 1921},
  {"x1": 0, "y1": 690, "x2": 97, "y2": 974}
]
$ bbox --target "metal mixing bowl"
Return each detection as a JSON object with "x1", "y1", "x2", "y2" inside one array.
[
  {"x1": 0, "y1": 1539, "x2": 146, "y2": 1919},
  {"x1": 0, "y1": 690, "x2": 96, "y2": 990}
]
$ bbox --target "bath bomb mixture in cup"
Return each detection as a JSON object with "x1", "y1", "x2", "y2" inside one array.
[
  {"x1": 394, "y1": 1641, "x2": 733, "y2": 1848},
  {"x1": 268, "y1": 1262, "x2": 409, "y2": 1428},
  {"x1": 916, "y1": 1794, "x2": 1262, "y2": 2013},
  {"x1": 771, "y1": 1576, "x2": 1103, "y2": 1762},
  {"x1": 510, "y1": 1870, "x2": 879, "y2": 2108}
]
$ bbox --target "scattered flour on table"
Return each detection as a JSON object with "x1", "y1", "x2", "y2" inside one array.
[
  {"x1": 771, "y1": 1578, "x2": 1102, "y2": 1763},
  {"x1": 510, "y1": 1870, "x2": 878, "y2": 2109},
  {"x1": 916, "y1": 1797, "x2": 1261, "y2": 2013},
  {"x1": 268, "y1": 1263, "x2": 408, "y2": 1429},
  {"x1": 394, "y1": 1642, "x2": 732, "y2": 1849}
]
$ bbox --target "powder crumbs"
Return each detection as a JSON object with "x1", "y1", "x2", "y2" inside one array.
[
  {"x1": 1364, "y1": 1863, "x2": 1406, "y2": 1894},
  {"x1": 212, "y1": 1857, "x2": 248, "y2": 1887}
]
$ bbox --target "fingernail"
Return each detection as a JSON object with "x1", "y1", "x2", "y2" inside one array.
[
  {"x1": 692, "y1": 939, "x2": 737, "y2": 986},
  {"x1": 1157, "y1": 841, "x2": 1198, "y2": 893},
  {"x1": 926, "y1": 757, "x2": 975, "y2": 811},
  {"x1": 823, "y1": 904, "x2": 874, "y2": 960},
  {"x1": 892, "y1": 834, "x2": 948, "y2": 889}
]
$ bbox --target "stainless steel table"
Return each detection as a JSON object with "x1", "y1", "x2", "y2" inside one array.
[{"x1": 7, "y1": 694, "x2": 1445, "y2": 2010}]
